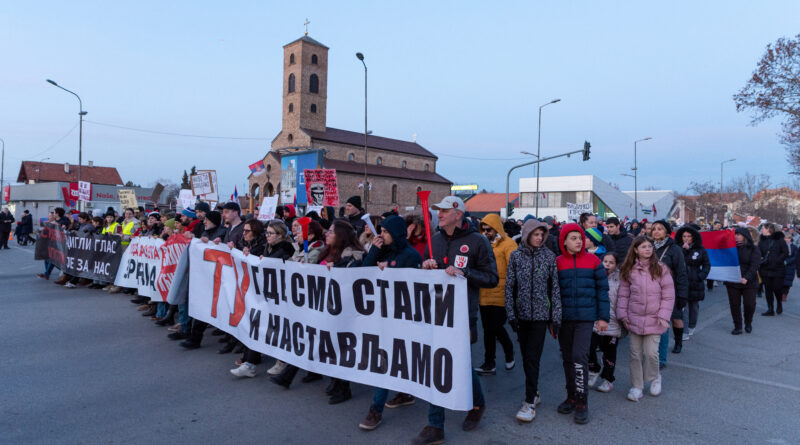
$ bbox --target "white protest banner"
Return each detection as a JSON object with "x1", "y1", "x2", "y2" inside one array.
[
  {"x1": 78, "y1": 181, "x2": 92, "y2": 202},
  {"x1": 187, "y1": 241, "x2": 472, "y2": 410},
  {"x1": 567, "y1": 202, "x2": 593, "y2": 222},
  {"x1": 114, "y1": 235, "x2": 190, "y2": 299},
  {"x1": 190, "y1": 172, "x2": 214, "y2": 196},
  {"x1": 307, "y1": 205, "x2": 323, "y2": 216},
  {"x1": 257, "y1": 195, "x2": 279, "y2": 221},
  {"x1": 178, "y1": 189, "x2": 196, "y2": 210},
  {"x1": 198, "y1": 169, "x2": 219, "y2": 203}
]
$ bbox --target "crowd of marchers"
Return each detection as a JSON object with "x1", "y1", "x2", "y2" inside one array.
[{"x1": 14, "y1": 195, "x2": 799, "y2": 445}]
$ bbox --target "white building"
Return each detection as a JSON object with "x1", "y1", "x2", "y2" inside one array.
[{"x1": 510, "y1": 175, "x2": 676, "y2": 222}]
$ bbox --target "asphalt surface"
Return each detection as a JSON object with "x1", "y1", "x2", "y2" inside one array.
[{"x1": 2, "y1": 243, "x2": 799, "y2": 445}]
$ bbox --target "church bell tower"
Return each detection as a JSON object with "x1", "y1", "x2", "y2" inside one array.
[{"x1": 281, "y1": 35, "x2": 328, "y2": 133}]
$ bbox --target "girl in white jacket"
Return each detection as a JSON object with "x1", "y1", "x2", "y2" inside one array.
[{"x1": 588, "y1": 253, "x2": 624, "y2": 392}]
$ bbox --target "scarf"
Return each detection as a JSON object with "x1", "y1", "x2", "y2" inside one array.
[{"x1": 654, "y1": 238, "x2": 668, "y2": 251}]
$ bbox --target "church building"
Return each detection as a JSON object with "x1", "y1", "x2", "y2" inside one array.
[{"x1": 248, "y1": 34, "x2": 451, "y2": 214}]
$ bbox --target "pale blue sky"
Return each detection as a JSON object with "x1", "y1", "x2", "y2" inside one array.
[{"x1": 1, "y1": 1, "x2": 798, "y2": 196}]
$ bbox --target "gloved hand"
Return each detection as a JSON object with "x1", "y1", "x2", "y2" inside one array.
[{"x1": 548, "y1": 323, "x2": 559, "y2": 339}]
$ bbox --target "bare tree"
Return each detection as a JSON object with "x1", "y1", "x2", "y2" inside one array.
[
  {"x1": 727, "y1": 172, "x2": 771, "y2": 199},
  {"x1": 734, "y1": 33, "x2": 800, "y2": 172}
]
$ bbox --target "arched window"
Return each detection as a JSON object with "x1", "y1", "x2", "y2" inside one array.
[
  {"x1": 251, "y1": 184, "x2": 260, "y2": 203},
  {"x1": 424, "y1": 163, "x2": 429, "y2": 171},
  {"x1": 288, "y1": 74, "x2": 295, "y2": 93},
  {"x1": 266, "y1": 164, "x2": 272, "y2": 173},
  {"x1": 289, "y1": 53, "x2": 295, "y2": 64},
  {"x1": 310, "y1": 104, "x2": 317, "y2": 113},
  {"x1": 376, "y1": 156, "x2": 382, "y2": 165},
  {"x1": 288, "y1": 134, "x2": 293, "y2": 143},
  {"x1": 348, "y1": 153, "x2": 355, "y2": 162},
  {"x1": 288, "y1": 103, "x2": 293, "y2": 113},
  {"x1": 401, "y1": 160, "x2": 407, "y2": 169},
  {"x1": 311, "y1": 54, "x2": 318, "y2": 64},
  {"x1": 416, "y1": 187, "x2": 422, "y2": 205},
  {"x1": 309, "y1": 74, "x2": 319, "y2": 93},
  {"x1": 391, "y1": 185, "x2": 397, "y2": 204}
]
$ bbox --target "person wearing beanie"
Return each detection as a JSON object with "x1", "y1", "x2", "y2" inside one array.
[
  {"x1": 725, "y1": 227, "x2": 761, "y2": 334},
  {"x1": 555, "y1": 223, "x2": 610, "y2": 425},
  {"x1": 584, "y1": 228, "x2": 607, "y2": 259},
  {"x1": 579, "y1": 213, "x2": 616, "y2": 257},
  {"x1": 344, "y1": 195, "x2": 366, "y2": 235},
  {"x1": 650, "y1": 220, "x2": 689, "y2": 362},
  {"x1": 606, "y1": 217, "x2": 634, "y2": 262},
  {"x1": 182, "y1": 208, "x2": 196, "y2": 219},
  {"x1": 195, "y1": 201, "x2": 211, "y2": 214}
]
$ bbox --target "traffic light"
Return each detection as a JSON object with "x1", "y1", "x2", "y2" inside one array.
[
  {"x1": 583, "y1": 141, "x2": 591, "y2": 161},
  {"x1": 506, "y1": 202, "x2": 515, "y2": 217}
]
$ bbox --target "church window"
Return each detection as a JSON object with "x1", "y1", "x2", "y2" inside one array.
[
  {"x1": 311, "y1": 54, "x2": 318, "y2": 64},
  {"x1": 376, "y1": 156, "x2": 382, "y2": 165},
  {"x1": 310, "y1": 104, "x2": 317, "y2": 113},
  {"x1": 402, "y1": 160, "x2": 407, "y2": 168},
  {"x1": 288, "y1": 103, "x2": 293, "y2": 113},
  {"x1": 424, "y1": 163, "x2": 429, "y2": 171},
  {"x1": 391, "y1": 185, "x2": 397, "y2": 204},
  {"x1": 288, "y1": 74, "x2": 295, "y2": 93},
  {"x1": 289, "y1": 53, "x2": 295, "y2": 64},
  {"x1": 310, "y1": 74, "x2": 319, "y2": 93},
  {"x1": 348, "y1": 153, "x2": 355, "y2": 162},
  {"x1": 288, "y1": 134, "x2": 293, "y2": 143}
]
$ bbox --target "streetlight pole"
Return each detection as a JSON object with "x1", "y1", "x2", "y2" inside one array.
[
  {"x1": 46, "y1": 79, "x2": 87, "y2": 209},
  {"x1": 535, "y1": 98, "x2": 561, "y2": 217},
  {"x1": 355, "y1": 53, "x2": 367, "y2": 210},
  {"x1": 0, "y1": 138, "x2": 4, "y2": 207},
  {"x1": 633, "y1": 137, "x2": 652, "y2": 220},
  {"x1": 720, "y1": 158, "x2": 735, "y2": 225},
  {"x1": 521, "y1": 150, "x2": 539, "y2": 177}
]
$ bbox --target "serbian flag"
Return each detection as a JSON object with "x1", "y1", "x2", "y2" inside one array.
[
  {"x1": 700, "y1": 230, "x2": 741, "y2": 282},
  {"x1": 652, "y1": 204, "x2": 658, "y2": 216},
  {"x1": 231, "y1": 186, "x2": 239, "y2": 202},
  {"x1": 249, "y1": 160, "x2": 266, "y2": 176}
]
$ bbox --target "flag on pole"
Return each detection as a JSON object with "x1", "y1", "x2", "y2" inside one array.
[
  {"x1": 700, "y1": 230, "x2": 741, "y2": 282},
  {"x1": 230, "y1": 186, "x2": 239, "y2": 202},
  {"x1": 358, "y1": 181, "x2": 364, "y2": 189},
  {"x1": 652, "y1": 204, "x2": 657, "y2": 216},
  {"x1": 249, "y1": 160, "x2": 266, "y2": 176}
]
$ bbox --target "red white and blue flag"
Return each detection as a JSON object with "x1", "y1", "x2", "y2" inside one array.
[
  {"x1": 249, "y1": 160, "x2": 266, "y2": 176},
  {"x1": 230, "y1": 186, "x2": 239, "y2": 202},
  {"x1": 700, "y1": 230, "x2": 741, "y2": 282}
]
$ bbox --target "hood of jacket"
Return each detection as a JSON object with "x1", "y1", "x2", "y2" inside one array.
[
  {"x1": 735, "y1": 227, "x2": 754, "y2": 245},
  {"x1": 381, "y1": 215, "x2": 410, "y2": 252},
  {"x1": 481, "y1": 214, "x2": 508, "y2": 242},
  {"x1": 520, "y1": 219, "x2": 548, "y2": 251},
  {"x1": 558, "y1": 223, "x2": 586, "y2": 257},
  {"x1": 761, "y1": 231, "x2": 784, "y2": 243},
  {"x1": 675, "y1": 226, "x2": 703, "y2": 249}
]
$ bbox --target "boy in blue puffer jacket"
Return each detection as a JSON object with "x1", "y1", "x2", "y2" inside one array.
[{"x1": 555, "y1": 223, "x2": 610, "y2": 425}]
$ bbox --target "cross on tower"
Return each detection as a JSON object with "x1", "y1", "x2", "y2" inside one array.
[{"x1": 304, "y1": 18, "x2": 310, "y2": 35}]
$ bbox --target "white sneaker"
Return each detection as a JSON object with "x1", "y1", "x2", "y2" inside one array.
[
  {"x1": 595, "y1": 379, "x2": 614, "y2": 393},
  {"x1": 688, "y1": 328, "x2": 696, "y2": 336},
  {"x1": 267, "y1": 360, "x2": 286, "y2": 375},
  {"x1": 505, "y1": 360, "x2": 515, "y2": 371},
  {"x1": 230, "y1": 363, "x2": 256, "y2": 378},
  {"x1": 587, "y1": 371, "x2": 600, "y2": 388},
  {"x1": 64, "y1": 282, "x2": 77, "y2": 288},
  {"x1": 627, "y1": 387, "x2": 643, "y2": 402},
  {"x1": 682, "y1": 333, "x2": 690, "y2": 341},
  {"x1": 649, "y1": 374, "x2": 662, "y2": 396},
  {"x1": 532, "y1": 391, "x2": 541, "y2": 407},
  {"x1": 515, "y1": 402, "x2": 535, "y2": 422}
]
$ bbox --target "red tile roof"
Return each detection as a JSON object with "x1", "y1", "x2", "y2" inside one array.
[
  {"x1": 323, "y1": 158, "x2": 450, "y2": 184},
  {"x1": 465, "y1": 193, "x2": 519, "y2": 212},
  {"x1": 304, "y1": 127, "x2": 438, "y2": 159},
  {"x1": 17, "y1": 161, "x2": 123, "y2": 185}
]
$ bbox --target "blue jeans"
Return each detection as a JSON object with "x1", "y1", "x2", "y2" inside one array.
[
  {"x1": 43, "y1": 261, "x2": 55, "y2": 278},
  {"x1": 428, "y1": 368, "x2": 485, "y2": 429},
  {"x1": 178, "y1": 304, "x2": 190, "y2": 333},
  {"x1": 156, "y1": 302, "x2": 167, "y2": 318},
  {"x1": 372, "y1": 388, "x2": 389, "y2": 414},
  {"x1": 659, "y1": 329, "x2": 669, "y2": 366}
]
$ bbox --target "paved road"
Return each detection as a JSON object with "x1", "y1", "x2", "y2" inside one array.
[{"x1": 1, "y1": 244, "x2": 799, "y2": 444}]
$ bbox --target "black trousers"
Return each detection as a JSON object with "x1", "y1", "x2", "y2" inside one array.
[
  {"x1": 727, "y1": 286, "x2": 756, "y2": 328},
  {"x1": 762, "y1": 275, "x2": 783, "y2": 312},
  {"x1": 479, "y1": 305, "x2": 513, "y2": 366},
  {"x1": 706, "y1": 279, "x2": 714, "y2": 291},
  {"x1": 588, "y1": 333, "x2": 618, "y2": 383},
  {"x1": 0, "y1": 231, "x2": 9, "y2": 249},
  {"x1": 517, "y1": 320, "x2": 547, "y2": 403},
  {"x1": 558, "y1": 321, "x2": 593, "y2": 403},
  {"x1": 243, "y1": 348, "x2": 262, "y2": 364},
  {"x1": 189, "y1": 319, "x2": 208, "y2": 343}
]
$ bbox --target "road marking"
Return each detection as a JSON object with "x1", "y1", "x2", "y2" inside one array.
[{"x1": 669, "y1": 361, "x2": 800, "y2": 392}]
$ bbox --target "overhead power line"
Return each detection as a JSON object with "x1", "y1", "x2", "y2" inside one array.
[{"x1": 85, "y1": 120, "x2": 268, "y2": 141}]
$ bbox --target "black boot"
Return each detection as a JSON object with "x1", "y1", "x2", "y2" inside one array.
[
  {"x1": 672, "y1": 328, "x2": 683, "y2": 353},
  {"x1": 328, "y1": 380, "x2": 352, "y2": 404},
  {"x1": 155, "y1": 307, "x2": 176, "y2": 326}
]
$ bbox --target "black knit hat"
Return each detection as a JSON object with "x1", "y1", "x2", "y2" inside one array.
[
  {"x1": 222, "y1": 201, "x2": 241, "y2": 213},
  {"x1": 206, "y1": 210, "x2": 222, "y2": 227},
  {"x1": 347, "y1": 195, "x2": 362, "y2": 210},
  {"x1": 652, "y1": 219, "x2": 672, "y2": 235}
]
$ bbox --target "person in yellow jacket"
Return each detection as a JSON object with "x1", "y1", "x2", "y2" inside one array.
[{"x1": 475, "y1": 213, "x2": 517, "y2": 375}]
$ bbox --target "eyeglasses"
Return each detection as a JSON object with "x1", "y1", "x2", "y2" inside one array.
[
  {"x1": 481, "y1": 227, "x2": 493, "y2": 233},
  {"x1": 243, "y1": 229, "x2": 252, "y2": 233},
  {"x1": 266, "y1": 231, "x2": 277, "y2": 236}
]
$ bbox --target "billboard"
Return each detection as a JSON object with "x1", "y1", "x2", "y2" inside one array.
[{"x1": 280, "y1": 150, "x2": 323, "y2": 205}]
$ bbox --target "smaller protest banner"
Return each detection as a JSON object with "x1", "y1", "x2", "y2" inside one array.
[
  {"x1": 78, "y1": 181, "x2": 92, "y2": 201},
  {"x1": 34, "y1": 224, "x2": 123, "y2": 282},
  {"x1": 198, "y1": 169, "x2": 219, "y2": 203},
  {"x1": 178, "y1": 189, "x2": 196, "y2": 210},
  {"x1": 257, "y1": 195, "x2": 279, "y2": 221},
  {"x1": 119, "y1": 189, "x2": 139, "y2": 210},
  {"x1": 191, "y1": 172, "x2": 214, "y2": 196},
  {"x1": 567, "y1": 202, "x2": 592, "y2": 222},
  {"x1": 303, "y1": 169, "x2": 339, "y2": 207}
]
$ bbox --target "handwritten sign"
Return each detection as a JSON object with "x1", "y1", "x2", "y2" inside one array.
[
  {"x1": 257, "y1": 195, "x2": 279, "y2": 221},
  {"x1": 118, "y1": 189, "x2": 139, "y2": 210},
  {"x1": 78, "y1": 181, "x2": 92, "y2": 202},
  {"x1": 303, "y1": 169, "x2": 339, "y2": 207},
  {"x1": 190, "y1": 172, "x2": 214, "y2": 196}
]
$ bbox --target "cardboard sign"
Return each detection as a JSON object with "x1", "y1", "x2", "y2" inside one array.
[
  {"x1": 567, "y1": 202, "x2": 592, "y2": 222},
  {"x1": 257, "y1": 195, "x2": 279, "y2": 221},
  {"x1": 190, "y1": 172, "x2": 214, "y2": 196},
  {"x1": 178, "y1": 189, "x2": 196, "y2": 210},
  {"x1": 303, "y1": 169, "x2": 339, "y2": 207},
  {"x1": 78, "y1": 181, "x2": 92, "y2": 202},
  {"x1": 197, "y1": 170, "x2": 219, "y2": 203},
  {"x1": 119, "y1": 189, "x2": 139, "y2": 210}
]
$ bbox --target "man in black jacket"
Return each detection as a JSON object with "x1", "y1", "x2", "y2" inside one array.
[
  {"x1": 759, "y1": 223, "x2": 788, "y2": 315},
  {"x1": 412, "y1": 196, "x2": 498, "y2": 444},
  {"x1": 344, "y1": 195, "x2": 366, "y2": 235},
  {"x1": 20, "y1": 210, "x2": 35, "y2": 245},
  {"x1": 605, "y1": 217, "x2": 633, "y2": 261},
  {"x1": 0, "y1": 207, "x2": 14, "y2": 249}
]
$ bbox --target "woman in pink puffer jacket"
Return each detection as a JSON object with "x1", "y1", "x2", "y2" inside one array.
[{"x1": 617, "y1": 237, "x2": 675, "y2": 402}]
